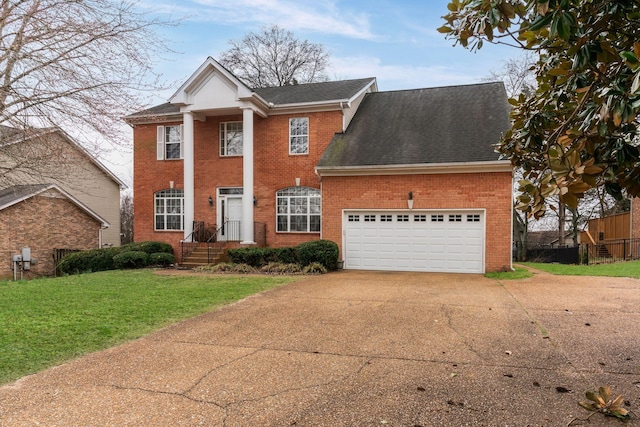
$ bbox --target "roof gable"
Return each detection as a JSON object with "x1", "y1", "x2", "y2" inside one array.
[
  {"x1": 317, "y1": 82, "x2": 512, "y2": 171},
  {"x1": 0, "y1": 184, "x2": 110, "y2": 227},
  {"x1": 0, "y1": 126, "x2": 127, "y2": 189}
]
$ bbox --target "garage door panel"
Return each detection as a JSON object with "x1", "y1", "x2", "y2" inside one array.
[{"x1": 344, "y1": 210, "x2": 484, "y2": 273}]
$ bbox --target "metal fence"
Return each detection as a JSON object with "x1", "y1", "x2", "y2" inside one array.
[
  {"x1": 581, "y1": 238, "x2": 640, "y2": 265},
  {"x1": 517, "y1": 244, "x2": 580, "y2": 264}
]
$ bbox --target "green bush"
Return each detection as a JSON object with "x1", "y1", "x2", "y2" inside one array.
[
  {"x1": 148, "y1": 252, "x2": 175, "y2": 267},
  {"x1": 227, "y1": 248, "x2": 265, "y2": 267},
  {"x1": 295, "y1": 240, "x2": 339, "y2": 270},
  {"x1": 113, "y1": 251, "x2": 149, "y2": 269},
  {"x1": 58, "y1": 247, "x2": 120, "y2": 275},
  {"x1": 122, "y1": 241, "x2": 173, "y2": 255}
]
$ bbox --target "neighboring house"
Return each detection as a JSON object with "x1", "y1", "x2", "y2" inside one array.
[
  {"x1": 125, "y1": 57, "x2": 513, "y2": 273},
  {"x1": 0, "y1": 126, "x2": 126, "y2": 247},
  {"x1": 527, "y1": 230, "x2": 578, "y2": 248},
  {"x1": 0, "y1": 184, "x2": 109, "y2": 278}
]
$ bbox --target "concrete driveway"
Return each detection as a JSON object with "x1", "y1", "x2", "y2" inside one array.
[{"x1": 1, "y1": 269, "x2": 640, "y2": 426}]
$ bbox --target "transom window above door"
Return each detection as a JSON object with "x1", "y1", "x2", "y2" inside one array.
[{"x1": 220, "y1": 122, "x2": 243, "y2": 156}]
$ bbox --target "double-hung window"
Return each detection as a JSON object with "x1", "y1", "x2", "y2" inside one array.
[
  {"x1": 289, "y1": 117, "x2": 309, "y2": 154},
  {"x1": 156, "y1": 125, "x2": 183, "y2": 160},
  {"x1": 276, "y1": 186, "x2": 320, "y2": 232},
  {"x1": 220, "y1": 122, "x2": 243, "y2": 156},
  {"x1": 154, "y1": 189, "x2": 184, "y2": 231}
]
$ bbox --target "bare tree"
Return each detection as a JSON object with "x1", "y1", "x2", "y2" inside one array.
[
  {"x1": 0, "y1": 0, "x2": 171, "y2": 148},
  {"x1": 481, "y1": 52, "x2": 537, "y2": 98},
  {"x1": 219, "y1": 25, "x2": 330, "y2": 88},
  {"x1": 120, "y1": 193, "x2": 134, "y2": 245}
]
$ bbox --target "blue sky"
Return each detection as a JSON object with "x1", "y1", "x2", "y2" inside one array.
[
  {"x1": 111, "y1": 0, "x2": 519, "y2": 184},
  {"x1": 145, "y1": 0, "x2": 517, "y2": 101}
]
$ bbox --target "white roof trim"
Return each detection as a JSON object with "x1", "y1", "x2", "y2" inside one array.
[
  {"x1": 0, "y1": 184, "x2": 110, "y2": 227},
  {"x1": 316, "y1": 160, "x2": 513, "y2": 176},
  {"x1": 170, "y1": 57, "x2": 254, "y2": 106}
]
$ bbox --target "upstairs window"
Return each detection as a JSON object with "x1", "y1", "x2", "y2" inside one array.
[
  {"x1": 154, "y1": 189, "x2": 184, "y2": 231},
  {"x1": 220, "y1": 122, "x2": 243, "y2": 156},
  {"x1": 156, "y1": 125, "x2": 183, "y2": 160},
  {"x1": 289, "y1": 117, "x2": 309, "y2": 154},
  {"x1": 276, "y1": 186, "x2": 320, "y2": 232}
]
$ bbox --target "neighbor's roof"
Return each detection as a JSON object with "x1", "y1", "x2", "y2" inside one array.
[
  {"x1": 0, "y1": 126, "x2": 127, "y2": 189},
  {"x1": 126, "y1": 78, "x2": 376, "y2": 118},
  {"x1": 0, "y1": 184, "x2": 110, "y2": 227},
  {"x1": 316, "y1": 82, "x2": 512, "y2": 171}
]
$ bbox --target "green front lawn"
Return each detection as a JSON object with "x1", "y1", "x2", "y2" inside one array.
[
  {"x1": 0, "y1": 270, "x2": 297, "y2": 385},
  {"x1": 523, "y1": 260, "x2": 640, "y2": 279}
]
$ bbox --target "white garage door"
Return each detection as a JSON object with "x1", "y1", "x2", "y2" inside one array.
[{"x1": 344, "y1": 210, "x2": 485, "y2": 273}]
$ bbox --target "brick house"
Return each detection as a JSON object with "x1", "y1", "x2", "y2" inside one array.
[
  {"x1": 125, "y1": 57, "x2": 513, "y2": 273},
  {"x1": 0, "y1": 126, "x2": 126, "y2": 247},
  {"x1": 0, "y1": 184, "x2": 108, "y2": 278}
]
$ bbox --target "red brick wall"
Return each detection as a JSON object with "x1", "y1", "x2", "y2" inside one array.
[
  {"x1": 0, "y1": 194, "x2": 100, "y2": 278},
  {"x1": 320, "y1": 172, "x2": 513, "y2": 272},
  {"x1": 632, "y1": 198, "x2": 640, "y2": 239},
  {"x1": 133, "y1": 111, "x2": 343, "y2": 258}
]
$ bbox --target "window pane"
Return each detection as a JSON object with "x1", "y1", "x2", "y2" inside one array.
[
  {"x1": 221, "y1": 122, "x2": 243, "y2": 156},
  {"x1": 310, "y1": 197, "x2": 321, "y2": 214},
  {"x1": 166, "y1": 126, "x2": 181, "y2": 143},
  {"x1": 277, "y1": 215, "x2": 288, "y2": 232},
  {"x1": 166, "y1": 142, "x2": 181, "y2": 159},
  {"x1": 310, "y1": 215, "x2": 320, "y2": 232},
  {"x1": 291, "y1": 197, "x2": 307, "y2": 214},
  {"x1": 277, "y1": 197, "x2": 289, "y2": 214},
  {"x1": 290, "y1": 215, "x2": 307, "y2": 232},
  {"x1": 166, "y1": 215, "x2": 181, "y2": 230},
  {"x1": 155, "y1": 216, "x2": 164, "y2": 229}
]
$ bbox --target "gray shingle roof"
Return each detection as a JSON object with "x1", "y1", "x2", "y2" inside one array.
[
  {"x1": 126, "y1": 78, "x2": 376, "y2": 118},
  {"x1": 253, "y1": 78, "x2": 375, "y2": 105},
  {"x1": 0, "y1": 184, "x2": 51, "y2": 209},
  {"x1": 317, "y1": 82, "x2": 511, "y2": 168}
]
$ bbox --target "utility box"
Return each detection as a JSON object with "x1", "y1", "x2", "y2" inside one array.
[{"x1": 21, "y1": 248, "x2": 31, "y2": 271}]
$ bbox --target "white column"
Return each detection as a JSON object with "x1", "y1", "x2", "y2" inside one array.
[
  {"x1": 183, "y1": 111, "x2": 195, "y2": 240},
  {"x1": 241, "y1": 107, "x2": 255, "y2": 244}
]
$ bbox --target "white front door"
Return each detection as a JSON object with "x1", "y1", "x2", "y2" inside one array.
[{"x1": 218, "y1": 196, "x2": 243, "y2": 241}]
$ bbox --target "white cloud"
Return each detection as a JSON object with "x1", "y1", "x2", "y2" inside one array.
[
  {"x1": 150, "y1": 0, "x2": 376, "y2": 40},
  {"x1": 331, "y1": 56, "x2": 486, "y2": 91}
]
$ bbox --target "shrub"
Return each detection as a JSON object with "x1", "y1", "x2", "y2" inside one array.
[
  {"x1": 302, "y1": 262, "x2": 327, "y2": 275},
  {"x1": 148, "y1": 252, "x2": 175, "y2": 267},
  {"x1": 296, "y1": 240, "x2": 339, "y2": 270},
  {"x1": 227, "y1": 248, "x2": 265, "y2": 267},
  {"x1": 274, "y1": 247, "x2": 298, "y2": 264},
  {"x1": 122, "y1": 241, "x2": 173, "y2": 255},
  {"x1": 113, "y1": 251, "x2": 149, "y2": 269},
  {"x1": 193, "y1": 263, "x2": 235, "y2": 273},
  {"x1": 231, "y1": 263, "x2": 258, "y2": 274},
  {"x1": 58, "y1": 247, "x2": 120, "y2": 275},
  {"x1": 261, "y1": 262, "x2": 302, "y2": 275}
]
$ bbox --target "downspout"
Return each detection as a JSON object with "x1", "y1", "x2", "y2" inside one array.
[{"x1": 339, "y1": 102, "x2": 345, "y2": 131}]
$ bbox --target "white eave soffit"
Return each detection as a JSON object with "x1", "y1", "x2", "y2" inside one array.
[{"x1": 316, "y1": 161, "x2": 513, "y2": 176}]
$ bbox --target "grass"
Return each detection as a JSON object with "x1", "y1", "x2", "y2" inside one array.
[
  {"x1": 0, "y1": 269, "x2": 297, "y2": 385},
  {"x1": 523, "y1": 260, "x2": 640, "y2": 279},
  {"x1": 484, "y1": 266, "x2": 533, "y2": 280}
]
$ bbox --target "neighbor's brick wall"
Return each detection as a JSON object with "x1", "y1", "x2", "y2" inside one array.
[
  {"x1": 321, "y1": 172, "x2": 514, "y2": 273},
  {"x1": 133, "y1": 111, "x2": 343, "y2": 258},
  {"x1": 0, "y1": 193, "x2": 100, "y2": 278}
]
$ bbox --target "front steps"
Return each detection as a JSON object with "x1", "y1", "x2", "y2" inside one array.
[{"x1": 180, "y1": 245, "x2": 225, "y2": 269}]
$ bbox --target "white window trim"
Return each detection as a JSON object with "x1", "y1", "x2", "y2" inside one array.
[
  {"x1": 220, "y1": 121, "x2": 243, "y2": 157},
  {"x1": 276, "y1": 186, "x2": 321, "y2": 233},
  {"x1": 156, "y1": 125, "x2": 184, "y2": 160},
  {"x1": 289, "y1": 117, "x2": 309, "y2": 155},
  {"x1": 154, "y1": 189, "x2": 184, "y2": 231}
]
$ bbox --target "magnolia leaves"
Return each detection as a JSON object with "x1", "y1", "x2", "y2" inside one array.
[{"x1": 579, "y1": 385, "x2": 630, "y2": 420}]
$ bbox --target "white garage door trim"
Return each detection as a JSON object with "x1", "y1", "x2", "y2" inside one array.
[{"x1": 342, "y1": 209, "x2": 485, "y2": 273}]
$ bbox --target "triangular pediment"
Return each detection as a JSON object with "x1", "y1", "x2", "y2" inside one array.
[{"x1": 169, "y1": 57, "x2": 257, "y2": 112}]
